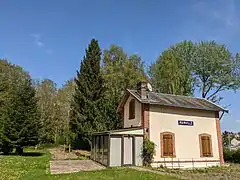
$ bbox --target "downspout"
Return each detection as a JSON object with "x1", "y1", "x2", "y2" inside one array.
[
  {"x1": 107, "y1": 132, "x2": 111, "y2": 167},
  {"x1": 219, "y1": 111, "x2": 225, "y2": 120},
  {"x1": 218, "y1": 110, "x2": 226, "y2": 166}
]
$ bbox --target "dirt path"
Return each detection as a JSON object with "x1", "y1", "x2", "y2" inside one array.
[
  {"x1": 49, "y1": 147, "x2": 105, "y2": 174},
  {"x1": 49, "y1": 147, "x2": 90, "y2": 160}
]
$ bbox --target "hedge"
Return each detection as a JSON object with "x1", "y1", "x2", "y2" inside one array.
[{"x1": 224, "y1": 148, "x2": 240, "y2": 163}]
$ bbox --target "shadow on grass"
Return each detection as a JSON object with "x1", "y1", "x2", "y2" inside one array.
[
  {"x1": 0, "y1": 152, "x2": 44, "y2": 157},
  {"x1": 22, "y1": 152, "x2": 44, "y2": 156}
]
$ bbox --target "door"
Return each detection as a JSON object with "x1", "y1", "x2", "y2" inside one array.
[{"x1": 123, "y1": 136, "x2": 134, "y2": 166}]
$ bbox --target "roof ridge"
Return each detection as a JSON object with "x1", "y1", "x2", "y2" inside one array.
[{"x1": 129, "y1": 88, "x2": 206, "y2": 100}]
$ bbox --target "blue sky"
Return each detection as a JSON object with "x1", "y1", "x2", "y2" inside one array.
[{"x1": 1, "y1": 0, "x2": 240, "y2": 131}]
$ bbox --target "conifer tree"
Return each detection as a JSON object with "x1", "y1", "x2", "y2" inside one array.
[
  {"x1": 0, "y1": 60, "x2": 41, "y2": 154},
  {"x1": 70, "y1": 39, "x2": 105, "y2": 148}
]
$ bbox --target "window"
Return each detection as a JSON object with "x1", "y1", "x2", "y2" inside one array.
[
  {"x1": 160, "y1": 132, "x2": 176, "y2": 158},
  {"x1": 199, "y1": 134, "x2": 213, "y2": 157},
  {"x1": 129, "y1": 99, "x2": 135, "y2": 120}
]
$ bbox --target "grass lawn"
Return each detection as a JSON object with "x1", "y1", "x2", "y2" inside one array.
[{"x1": 0, "y1": 148, "x2": 178, "y2": 180}]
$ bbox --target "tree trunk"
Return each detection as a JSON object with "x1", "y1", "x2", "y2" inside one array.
[
  {"x1": 2, "y1": 145, "x2": 13, "y2": 155},
  {"x1": 54, "y1": 133, "x2": 57, "y2": 144},
  {"x1": 16, "y1": 146, "x2": 24, "y2": 155}
]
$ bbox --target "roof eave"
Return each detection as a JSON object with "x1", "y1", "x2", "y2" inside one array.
[
  {"x1": 147, "y1": 102, "x2": 228, "y2": 113},
  {"x1": 202, "y1": 98, "x2": 229, "y2": 113},
  {"x1": 117, "y1": 89, "x2": 143, "y2": 112}
]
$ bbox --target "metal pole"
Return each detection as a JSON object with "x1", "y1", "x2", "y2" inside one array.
[{"x1": 228, "y1": 133, "x2": 231, "y2": 149}]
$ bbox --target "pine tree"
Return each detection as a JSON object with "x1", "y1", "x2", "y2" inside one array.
[
  {"x1": 0, "y1": 60, "x2": 40, "y2": 154},
  {"x1": 0, "y1": 60, "x2": 41, "y2": 154},
  {"x1": 70, "y1": 39, "x2": 105, "y2": 149}
]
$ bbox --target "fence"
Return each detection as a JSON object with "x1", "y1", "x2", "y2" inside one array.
[{"x1": 152, "y1": 158, "x2": 220, "y2": 169}]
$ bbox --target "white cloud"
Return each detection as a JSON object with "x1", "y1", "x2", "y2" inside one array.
[
  {"x1": 31, "y1": 33, "x2": 44, "y2": 47},
  {"x1": 192, "y1": 0, "x2": 240, "y2": 42},
  {"x1": 235, "y1": 120, "x2": 240, "y2": 123},
  {"x1": 31, "y1": 33, "x2": 53, "y2": 55}
]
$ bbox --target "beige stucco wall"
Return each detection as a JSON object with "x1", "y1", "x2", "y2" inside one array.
[
  {"x1": 149, "y1": 105, "x2": 220, "y2": 168},
  {"x1": 123, "y1": 95, "x2": 141, "y2": 128}
]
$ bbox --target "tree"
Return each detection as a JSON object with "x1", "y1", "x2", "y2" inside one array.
[
  {"x1": 35, "y1": 79, "x2": 58, "y2": 143},
  {"x1": 102, "y1": 45, "x2": 147, "y2": 129},
  {"x1": 222, "y1": 131, "x2": 235, "y2": 148},
  {"x1": 70, "y1": 39, "x2": 105, "y2": 149},
  {"x1": 149, "y1": 41, "x2": 194, "y2": 96},
  {"x1": 0, "y1": 59, "x2": 41, "y2": 154},
  {"x1": 102, "y1": 45, "x2": 146, "y2": 103},
  {"x1": 150, "y1": 41, "x2": 240, "y2": 103},
  {"x1": 192, "y1": 41, "x2": 240, "y2": 102},
  {"x1": 56, "y1": 79, "x2": 75, "y2": 145}
]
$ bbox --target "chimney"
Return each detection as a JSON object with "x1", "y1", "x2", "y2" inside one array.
[{"x1": 137, "y1": 81, "x2": 147, "y2": 99}]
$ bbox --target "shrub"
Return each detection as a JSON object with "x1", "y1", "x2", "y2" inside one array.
[
  {"x1": 223, "y1": 148, "x2": 240, "y2": 163},
  {"x1": 233, "y1": 149, "x2": 240, "y2": 163},
  {"x1": 223, "y1": 148, "x2": 236, "y2": 163},
  {"x1": 1, "y1": 144, "x2": 13, "y2": 154},
  {"x1": 142, "y1": 137, "x2": 156, "y2": 167}
]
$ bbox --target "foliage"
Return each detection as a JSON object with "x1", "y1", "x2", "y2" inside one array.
[
  {"x1": 102, "y1": 45, "x2": 146, "y2": 103},
  {"x1": 35, "y1": 79, "x2": 59, "y2": 144},
  {"x1": 100, "y1": 97, "x2": 122, "y2": 130},
  {"x1": 55, "y1": 80, "x2": 75, "y2": 145},
  {"x1": 70, "y1": 39, "x2": 105, "y2": 149},
  {"x1": 223, "y1": 148, "x2": 236, "y2": 163},
  {"x1": 192, "y1": 41, "x2": 240, "y2": 102},
  {"x1": 222, "y1": 131, "x2": 238, "y2": 148},
  {"x1": 224, "y1": 148, "x2": 240, "y2": 163},
  {"x1": 142, "y1": 138, "x2": 156, "y2": 167},
  {"x1": 149, "y1": 41, "x2": 194, "y2": 96},
  {"x1": 34, "y1": 78, "x2": 75, "y2": 146},
  {"x1": 102, "y1": 45, "x2": 147, "y2": 129},
  {"x1": 0, "y1": 60, "x2": 41, "y2": 154},
  {"x1": 150, "y1": 41, "x2": 240, "y2": 103}
]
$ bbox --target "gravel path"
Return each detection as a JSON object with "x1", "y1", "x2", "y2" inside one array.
[{"x1": 50, "y1": 160, "x2": 105, "y2": 174}]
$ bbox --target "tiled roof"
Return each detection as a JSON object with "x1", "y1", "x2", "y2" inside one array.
[{"x1": 128, "y1": 89, "x2": 228, "y2": 112}]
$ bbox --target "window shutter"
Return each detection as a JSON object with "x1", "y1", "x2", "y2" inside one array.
[
  {"x1": 129, "y1": 99, "x2": 135, "y2": 119},
  {"x1": 200, "y1": 135, "x2": 212, "y2": 157},
  {"x1": 163, "y1": 134, "x2": 173, "y2": 156}
]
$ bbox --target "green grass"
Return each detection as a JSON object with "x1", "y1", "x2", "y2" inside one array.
[
  {"x1": 0, "y1": 148, "x2": 177, "y2": 180},
  {"x1": 49, "y1": 168, "x2": 179, "y2": 180}
]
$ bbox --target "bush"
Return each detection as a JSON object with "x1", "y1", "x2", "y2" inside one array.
[
  {"x1": 223, "y1": 148, "x2": 240, "y2": 163},
  {"x1": 224, "y1": 148, "x2": 236, "y2": 162},
  {"x1": 233, "y1": 149, "x2": 240, "y2": 163},
  {"x1": 142, "y1": 138, "x2": 156, "y2": 167},
  {"x1": 1, "y1": 144, "x2": 13, "y2": 155}
]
